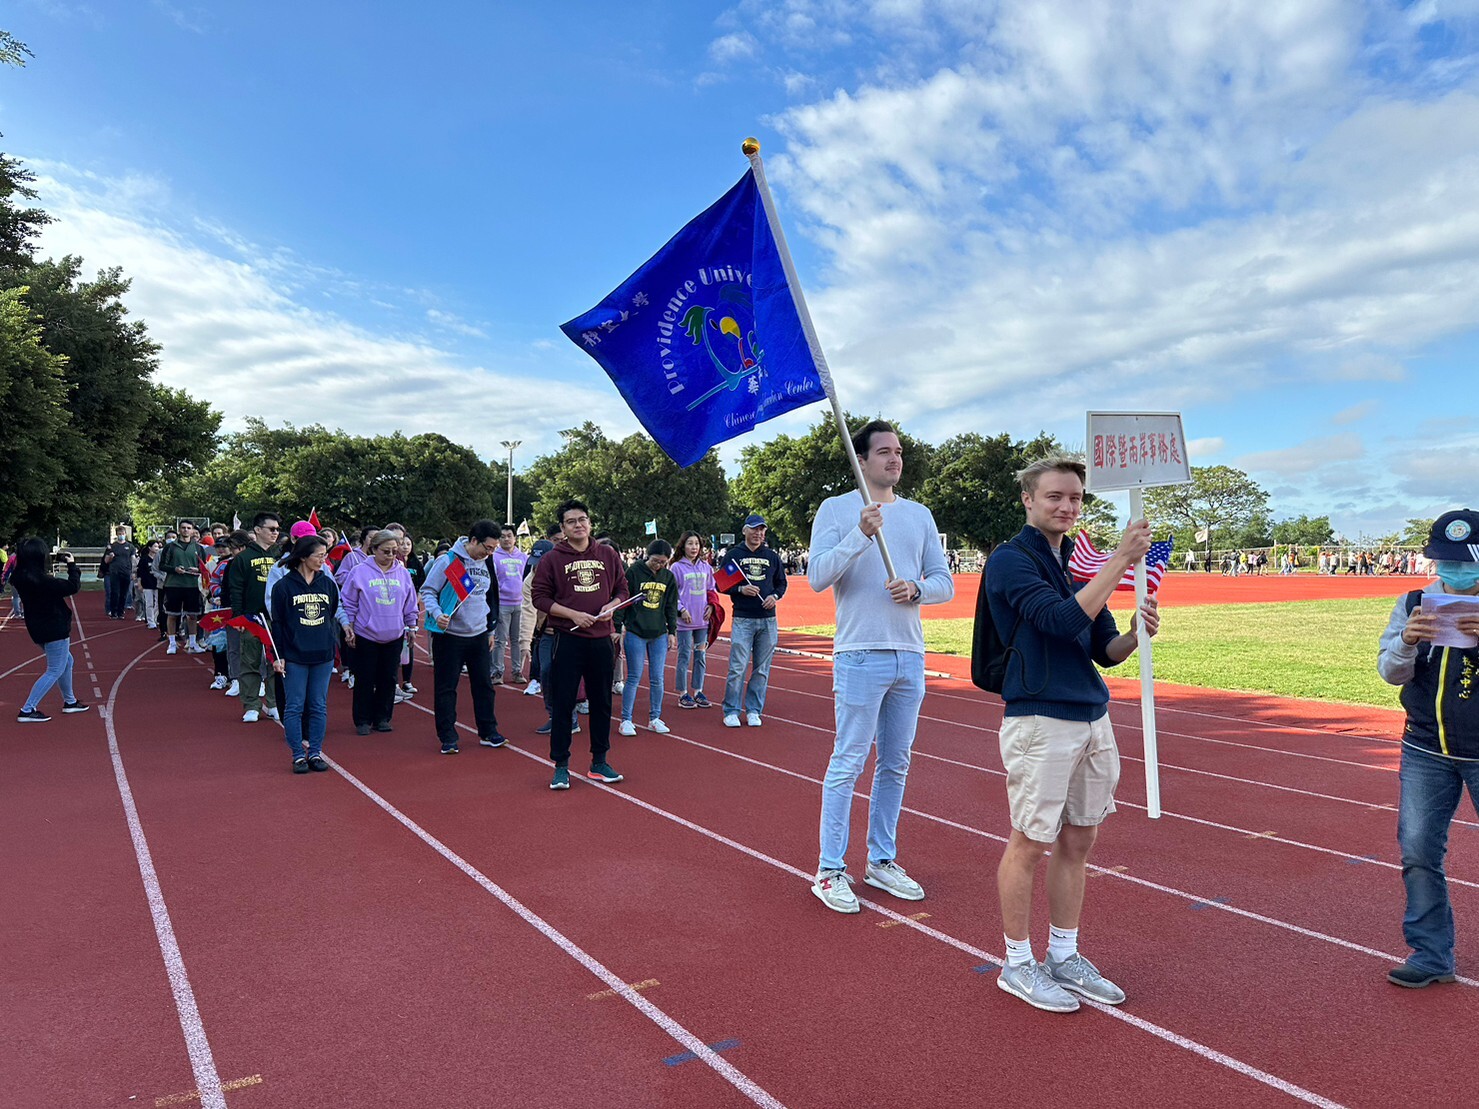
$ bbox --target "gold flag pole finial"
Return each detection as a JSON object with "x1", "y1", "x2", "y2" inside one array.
[{"x1": 742, "y1": 137, "x2": 761, "y2": 157}]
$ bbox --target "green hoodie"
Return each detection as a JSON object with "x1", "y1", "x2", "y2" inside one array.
[{"x1": 618, "y1": 559, "x2": 679, "y2": 639}]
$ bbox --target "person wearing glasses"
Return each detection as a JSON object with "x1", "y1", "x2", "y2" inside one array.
[{"x1": 229, "y1": 512, "x2": 283, "y2": 723}]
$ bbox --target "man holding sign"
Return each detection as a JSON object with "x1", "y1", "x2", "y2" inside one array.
[
  {"x1": 1378, "y1": 509, "x2": 1479, "y2": 988},
  {"x1": 984, "y1": 454, "x2": 1159, "y2": 1013}
]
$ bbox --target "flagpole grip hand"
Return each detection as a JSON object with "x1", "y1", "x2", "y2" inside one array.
[{"x1": 1115, "y1": 519, "x2": 1152, "y2": 564}]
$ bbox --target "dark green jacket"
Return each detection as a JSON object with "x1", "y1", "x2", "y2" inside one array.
[
  {"x1": 617, "y1": 560, "x2": 679, "y2": 639},
  {"x1": 229, "y1": 542, "x2": 278, "y2": 616}
]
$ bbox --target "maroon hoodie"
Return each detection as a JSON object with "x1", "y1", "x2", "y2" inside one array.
[{"x1": 531, "y1": 540, "x2": 629, "y2": 638}]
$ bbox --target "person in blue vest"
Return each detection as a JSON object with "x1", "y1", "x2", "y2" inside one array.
[{"x1": 1378, "y1": 509, "x2": 1479, "y2": 987}]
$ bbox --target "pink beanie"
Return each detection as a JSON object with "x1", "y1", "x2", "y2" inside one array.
[{"x1": 289, "y1": 521, "x2": 318, "y2": 540}]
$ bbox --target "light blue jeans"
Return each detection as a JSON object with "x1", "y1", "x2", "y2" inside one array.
[
  {"x1": 818, "y1": 650, "x2": 926, "y2": 872},
  {"x1": 1398, "y1": 744, "x2": 1479, "y2": 974},
  {"x1": 723, "y1": 617, "x2": 777, "y2": 716},
  {"x1": 621, "y1": 632, "x2": 669, "y2": 722},
  {"x1": 282, "y1": 660, "x2": 333, "y2": 760},
  {"x1": 23, "y1": 638, "x2": 75, "y2": 712},
  {"x1": 675, "y1": 627, "x2": 708, "y2": 695}
]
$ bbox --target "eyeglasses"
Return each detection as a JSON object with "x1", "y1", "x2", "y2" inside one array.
[
  {"x1": 563, "y1": 516, "x2": 591, "y2": 525},
  {"x1": 262, "y1": 526, "x2": 280, "y2": 533}
]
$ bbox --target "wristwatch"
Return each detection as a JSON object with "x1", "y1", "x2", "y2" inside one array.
[{"x1": 909, "y1": 580, "x2": 922, "y2": 602}]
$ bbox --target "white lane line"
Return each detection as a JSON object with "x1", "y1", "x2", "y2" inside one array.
[
  {"x1": 0, "y1": 625, "x2": 134, "y2": 683},
  {"x1": 324, "y1": 755, "x2": 785, "y2": 1109},
  {"x1": 104, "y1": 643, "x2": 227, "y2": 1109},
  {"x1": 392, "y1": 700, "x2": 1345, "y2": 1108}
]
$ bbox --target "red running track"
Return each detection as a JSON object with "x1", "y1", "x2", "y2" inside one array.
[{"x1": 2, "y1": 593, "x2": 1474, "y2": 1108}]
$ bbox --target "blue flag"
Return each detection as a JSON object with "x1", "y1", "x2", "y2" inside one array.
[{"x1": 561, "y1": 170, "x2": 828, "y2": 467}]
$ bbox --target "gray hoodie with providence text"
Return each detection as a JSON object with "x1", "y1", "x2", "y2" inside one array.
[{"x1": 419, "y1": 538, "x2": 498, "y2": 638}]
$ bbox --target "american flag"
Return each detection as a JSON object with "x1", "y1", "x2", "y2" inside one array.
[{"x1": 1069, "y1": 532, "x2": 1174, "y2": 594}]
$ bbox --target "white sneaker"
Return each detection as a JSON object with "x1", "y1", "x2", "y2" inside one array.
[
  {"x1": 166, "y1": 640, "x2": 178, "y2": 655},
  {"x1": 723, "y1": 714, "x2": 741, "y2": 728},
  {"x1": 346, "y1": 674, "x2": 355, "y2": 689},
  {"x1": 402, "y1": 682, "x2": 417, "y2": 694},
  {"x1": 576, "y1": 700, "x2": 590, "y2": 715},
  {"x1": 612, "y1": 680, "x2": 625, "y2": 694},
  {"x1": 746, "y1": 712, "x2": 762, "y2": 727},
  {"x1": 394, "y1": 687, "x2": 411, "y2": 703},
  {"x1": 649, "y1": 719, "x2": 670, "y2": 734},
  {"x1": 864, "y1": 859, "x2": 925, "y2": 901},
  {"x1": 811, "y1": 869, "x2": 860, "y2": 914},
  {"x1": 224, "y1": 680, "x2": 239, "y2": 697},
  {"x1": 242, "y1": 709, "x2": 260, "y2": 723},
  {"x1": 264, "y1": 707, "x2": 280, "y2": 721},
  {"x1": 524, "y1": 679, "x2": 542, "y2": 696},
  {"x1": 209, "y1": 675, "x2": 227, "y2": 690},
  {"x1": 340, "y1": 670, "x2": 351, "y2": 683},
  {"x1": 619, "y1": 720, "x2": 637, "y2": 736}
]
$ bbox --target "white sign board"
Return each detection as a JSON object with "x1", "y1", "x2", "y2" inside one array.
[{"x1": 1085, "y1": 412, "x2": 1192, "y2": 493}]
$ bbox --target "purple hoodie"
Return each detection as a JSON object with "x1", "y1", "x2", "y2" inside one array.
[
  {"x1": 490, "y1": 546, "x2": 528, "y2": 608},
  {"x1": 672, "y1": 556, "x2": 715, "y2": 632},
  {"x1": 338, "y1": 558, "x2": 419, "y2": 643}
]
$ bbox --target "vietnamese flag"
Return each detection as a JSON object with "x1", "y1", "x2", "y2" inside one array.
[
  {"x1": 199, "y1": 609, "x2": 233, "y2": 634},
  {"x1": 197, "y1": 554, "x2": 212, "y2": 587}
]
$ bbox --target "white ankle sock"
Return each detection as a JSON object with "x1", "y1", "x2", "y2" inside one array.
[
  {"x1": 1004, "y1": 935, "x2": 1034, "y2": 966},
  {"x1": 1047, "y1": 924, "x2": 1078, "y2": 963}
]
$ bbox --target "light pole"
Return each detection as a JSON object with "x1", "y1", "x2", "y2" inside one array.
[{"x1": 499, "y1": 440, "x2": 521, "y2": 526}]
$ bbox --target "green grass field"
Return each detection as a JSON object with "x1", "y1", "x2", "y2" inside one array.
[{"x1": 794, "y1": 596, "x2": 1405, "y2": 709}]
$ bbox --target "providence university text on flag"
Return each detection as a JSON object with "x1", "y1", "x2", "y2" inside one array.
[{"x1": 560, "y1": 170, "x2": 828, "y2": 467}]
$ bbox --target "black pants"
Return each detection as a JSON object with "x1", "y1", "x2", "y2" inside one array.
[
  {"x1": 548, "y1": 631, "x2": 614, "y2": 767},
  {"x1": 353, "y1": 637, "x2": 402, "y2": 726},
  {"x1": 431, "y1": 632, "x2": 497, "y2": 745},
  {"x1": 105, "y1": 574, "x2": 130, "y2": 617}
]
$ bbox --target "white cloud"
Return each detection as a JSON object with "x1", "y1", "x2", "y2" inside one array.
[
  {"x1": 709, "y1": 31, "x2": 760, "y2": 63},
  {"x1": 1187, "y1": 436, "x2": 1224, "y2": 458},
  {"x1": 1330, "y1": 400, "x2": 1377, "y2": 425},
  {"x1": 1238, "y1": 433, "x2": 1365, "y2": 476},
  {"x1": 30, "y1": 165, "x2": 627, "y2": 459}
]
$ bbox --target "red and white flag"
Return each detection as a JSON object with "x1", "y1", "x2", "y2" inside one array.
[{"x1": 1068, "y1": 532, "x2": 1174, "y2": 594}]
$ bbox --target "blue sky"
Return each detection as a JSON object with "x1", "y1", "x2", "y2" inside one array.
[{"x1": 4, "y1": 0, "x2": 1478, "y2": 540}]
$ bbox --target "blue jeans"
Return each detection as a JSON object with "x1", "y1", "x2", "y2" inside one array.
[
  {"x1": 282, "y1": 660, "x2": 333, "y2": 760},
  {"x1": 620, "y1": 632, "x2": 669, "y2": 722},
  {"x1": 23, "y1": 638, "x2": 75, "y2": 712},
  {"x1": 818, "y1": 650, "x2": 926, "y2": 872},
  {"x1": 1398, "y1": 744, "x2": 1479, "y2": 974},
  {"x1": 675, "y1": 627, "x2": 708, "y2": 695},
  {"x1": 723, "y1": 617, "x2": 777, "y2": 716}
]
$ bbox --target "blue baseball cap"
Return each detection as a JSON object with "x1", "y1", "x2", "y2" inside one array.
[
  {"x1": 1425, "y1": 510, "x2": 1479, "y2": 562},
  {"x1": 743, "y1": 514, "x2": 767, "y2": 529}
]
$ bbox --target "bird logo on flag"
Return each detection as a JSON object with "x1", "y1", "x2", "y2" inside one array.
[{"x1": 681, "y1": 283, "x2": 764, "y2": 410}]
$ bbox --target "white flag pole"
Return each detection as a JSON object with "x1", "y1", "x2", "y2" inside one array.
[
  {"x1": 743, "y1": 138, "x2": 897, "y2": 582},
  {"x1": 1129, "y1": 486, "x2": 1161, "y2": 819}
]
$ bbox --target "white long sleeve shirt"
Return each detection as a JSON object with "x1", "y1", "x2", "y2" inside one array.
[{"x1": 807, "y1": 490, "x2": 955, "y2": 653}]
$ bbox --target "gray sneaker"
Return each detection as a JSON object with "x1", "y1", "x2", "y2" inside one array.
[
  {"x1": 1045, "y1": 952, "x2": 1126, "y2": 1005},
  {"x1": 811, "y1": 869, "x2": 860, "y2": 914},
  {"x1": 996, "y1": 960, "x2": 1080, "y2": 1013},
  {"x1": 864, "y1": 859, "x2": 925, "y2": 901}
]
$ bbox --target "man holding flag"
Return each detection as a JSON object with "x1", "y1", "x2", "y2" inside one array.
[
  {"x1": 228, "y1": 513, "x2": 283, "y2": 723},
  {"x1": 419, "y1": 520, "x2": 504, "y2": 756},
  {"x1": 983, "y1": 454, "x2": 1159, "y2": 1013}
]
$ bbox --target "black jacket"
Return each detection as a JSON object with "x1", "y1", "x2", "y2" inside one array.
[
  {"x1": 16, "y1": 562, "x2": 81, "y2": 645},
  {"x1": 721, "y1": 543, "x2": 787, "y2": 620},
  {"x1": 270, "y1": 569, "x2": 341, "y2": 665}
]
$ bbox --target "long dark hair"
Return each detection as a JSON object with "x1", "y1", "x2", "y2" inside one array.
[
  {"x1": 675, "y1": 531, "x2": 706, "y2": 561},
  {"x1": 13, "y1": 537, "x2": 49, "y2": 583},
  {"x1": 283, "y1": 535, "x2": 328, "y2": 572}
]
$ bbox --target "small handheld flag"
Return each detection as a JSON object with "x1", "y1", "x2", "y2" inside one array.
[
  {"x1": 560, "y1": 170, "x2": 827, "y2": 467},
  {"x1": 309, "y1": 507, "x2": 322, "y2": 532},
  {"x1": 226, "y1": 613, "x2": 276, "y2": 661},
  {"x1": 1069, "y1": 533, "x2": 1174, "y2": 593},
  {"x1": 644, "y1": 519, "x2": 658, "y2": 536},
  {"x1": 197, "y1": 554, "x2": 212, "y2": 588},
  {"x1": 426, "y1": 554, "x2": 476, "y2": 634},
  {"x1": 199, "y1": 609, "x2": 233, "y2": 634},
  {"x1": 714, "y1": 557, "x2": 746, "y2": 592},
  {"x1": 325, "y1": 540, "x2": 351, "y2": 566}
]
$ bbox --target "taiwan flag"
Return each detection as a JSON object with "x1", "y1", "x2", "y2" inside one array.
[
  {"x1": 425, "y1": 554, "x2": 475, "y2": 635},
  {"x1": 560, "y1": 170, "x2": 828, "y2": 467},
  {"x1": 226, "y1": 613, "x2": 275, "y2": 661},
  {"x1": 713, "y1": 556, "x2": 746, "y2": 592}
]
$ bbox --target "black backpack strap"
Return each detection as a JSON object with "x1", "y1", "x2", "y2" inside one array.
[{"x1": 1404, "y1": 589, "x2": 1425, "y2": 615}]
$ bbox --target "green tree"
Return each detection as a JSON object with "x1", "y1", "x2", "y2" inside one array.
[
  {"x1": 526, "y1": 422, "x2": 730, "y2": 548},
  {"x1": 1143, "y1": 465, "x2": 1271, "y2": 554},
  {"x1": 1271, "y1": 513, "x2": 1334, "y2": 547},
  {"x1": 1400, "y1": 518, "x2": 1435, "y2": 547},
  {"x1": 915, "y1": 430, "x2": 1064, "y2": 550},
  {"x1": 0, "y1": 31, "x2": 31, "y2": 69},
  {"x1": 0, "y1": 288, "x2": 68, "y2": 537},
  {"x1": 729, "y1": 414, "x2": 935, "y2": 548}
]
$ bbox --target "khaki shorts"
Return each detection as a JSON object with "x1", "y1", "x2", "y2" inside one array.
[{"x1": 999, "y1": 713, "x2": 1120, "y2": 843}]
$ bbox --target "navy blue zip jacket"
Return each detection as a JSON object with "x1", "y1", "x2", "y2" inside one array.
[
  {"x1": 721, "y1": 542, "x2": 787, "y2": 620},
  {"x1": 984, "y1": 526, "x2": 1124, "y2": 721},
  {"x1": 270, "y1": 568, "x2": 341, "y2": 666}
]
